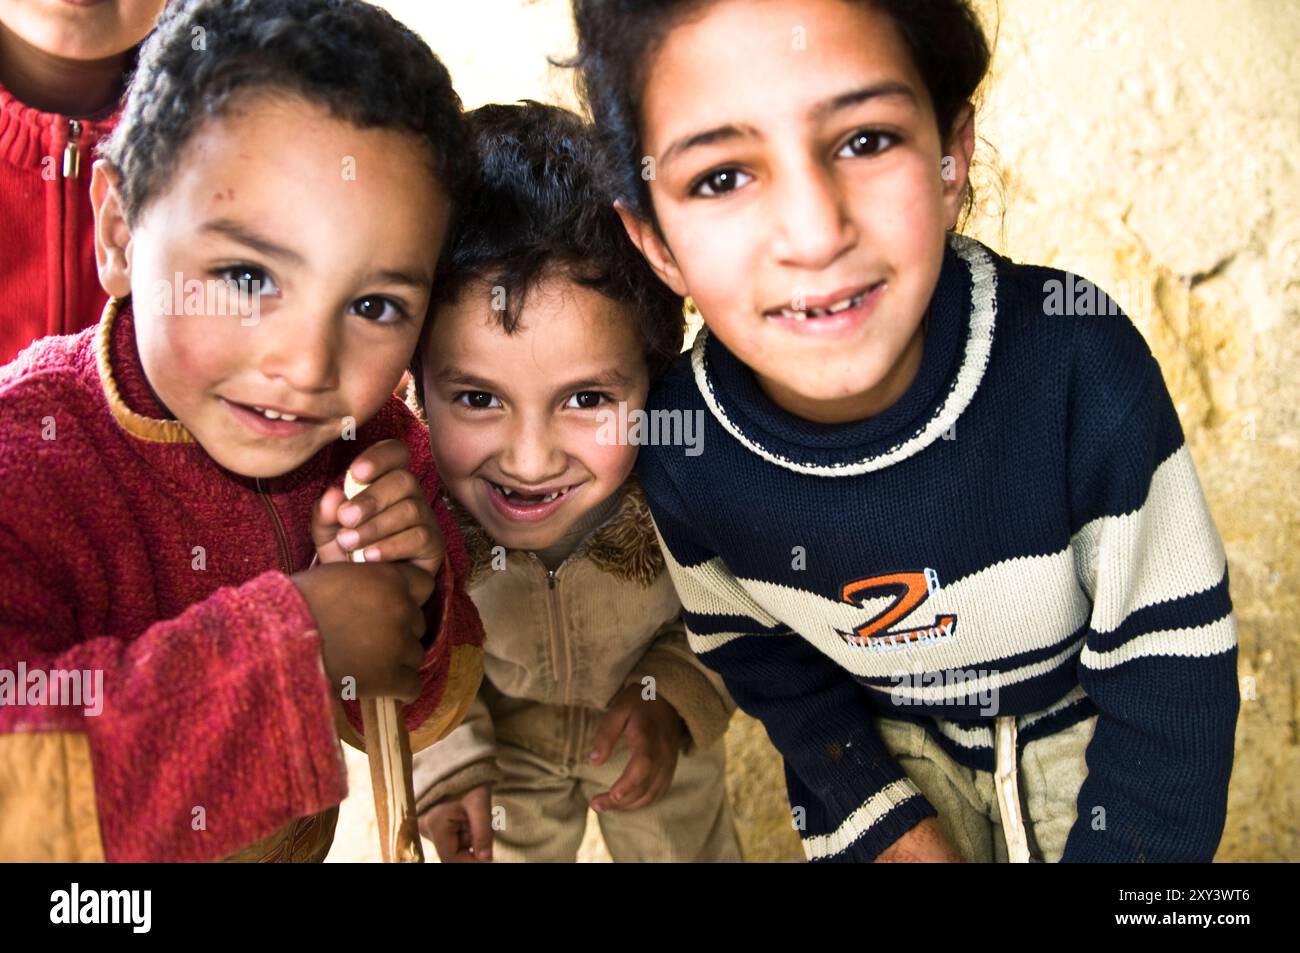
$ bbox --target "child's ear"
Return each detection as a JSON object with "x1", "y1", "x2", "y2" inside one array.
[
  {"x1": 91, "y1": 160, "x2": 133, "y2": 299},
  {"x1": 941, "y1": 105, "x2": 976, "y2": 230},
  {"x1": 614, "y1": 200, "x2": 689, "y2": 298}
]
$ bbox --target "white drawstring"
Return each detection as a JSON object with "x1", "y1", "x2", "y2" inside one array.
[{"x1": 994, "y1": 715, "x2": 1032, "y2": 863}]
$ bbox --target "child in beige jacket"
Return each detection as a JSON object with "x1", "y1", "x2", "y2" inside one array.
[{"x1": 410, "y1": 102, "x2": 741, "y2": 862}]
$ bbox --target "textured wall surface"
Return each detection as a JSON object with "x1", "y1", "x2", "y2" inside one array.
[{"x1": 329, "y1": 0, "x2": 1298, "y2": 862}]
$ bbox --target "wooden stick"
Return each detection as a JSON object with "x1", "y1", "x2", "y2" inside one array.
[{"x1": 345, "y1": 471, "x2": 425, "y2": 863}]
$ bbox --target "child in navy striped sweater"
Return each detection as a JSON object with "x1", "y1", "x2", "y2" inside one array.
[{"x1": 570, "y1": 0, "x2": 1238, "y2": 862}]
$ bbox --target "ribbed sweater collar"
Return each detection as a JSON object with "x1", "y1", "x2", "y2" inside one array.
[
  {"x1": 691, "y1": 233, "x2": 999, "y2": 477},
  {"x1": 0, "y1": 76, "x2": 119, "y2": 169}
]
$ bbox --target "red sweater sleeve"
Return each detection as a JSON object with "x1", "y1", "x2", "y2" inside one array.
[{"x1": 0, "y1": 557, "x2": 348, "y2": 862}]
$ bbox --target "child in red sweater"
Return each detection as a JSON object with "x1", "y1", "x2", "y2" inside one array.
[
  {"x1": 0, "y1": 0, "x2": 166, "y2": 364},
  {"x1": 0, "y1": 0, "x2": 484, "y2": 862}
]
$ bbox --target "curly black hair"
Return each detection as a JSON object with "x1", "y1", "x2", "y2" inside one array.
[
  {"x1": 416, "y1": 100, "x2": 685, "y2": 397},
  {"x1": 99, "y1": 0, "x2": 470, "y2": 223},
  {"x1": 568, "y1": 0, "x2": 990, "y2": 228}
]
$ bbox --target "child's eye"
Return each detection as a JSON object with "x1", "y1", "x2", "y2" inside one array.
[
  {"x1": 454, "y1": 391, "x2": 501, "y2": 410},
  {"x1": 216, "y1": 264, "x2": 278, "y2": 296},
  {"x1": 837, "y1": 129, "x2": 899, "y2": 159},
  {"x1": 351, "y1": 296, "x2": 408, "y2": 324},
  {"x1": 564, "y1": 391, "x2": 610, "y2": 410},
  {"x1": 689, "y1": 167, "x2": 753, "y2": 198}
]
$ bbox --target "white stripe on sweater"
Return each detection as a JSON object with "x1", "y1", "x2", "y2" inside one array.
[
  {"x1": 800, "y1": 778, "x2": 924, "y2": 861},
  {"x1": 691, "y1": 550, "x2": 1091, "y2": 681},
  {"x1": 1081, "y1": 614, "x2": 1236, "y2": 669},
  {"x1": 657, "y1": 448, "x2": 1232, "y2": 684},
  {"x1": 1073, "y1": 444, "x2": 1228, "y2": 634}
]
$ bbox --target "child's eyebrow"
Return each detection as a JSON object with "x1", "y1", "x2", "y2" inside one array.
[
  {"x1": 200, "y1": 218, "x2": 305, "y2": 265},
  {"x1": 559, "y1": 370, "x2": 635, "y2": 391},
  {"x1": 362, "y1": 268, "x2": 434, "y2": 292},
  {"x1": 810, "y1": 81, "x2": 919, "y2": 122},
  {"x1": 199, "y1": 220, "x2": 429, "y2": 289},
  {"x1": 432, "y1": 368, "x2": 634, "y2": 392},
  {"x1": 434, "y1": 368, "x2": 499, "y2": 389},
  {"x1": 660, "y1": 81, "x2": 919, "y2": 168}
]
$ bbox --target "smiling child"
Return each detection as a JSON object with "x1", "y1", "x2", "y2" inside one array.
[
  {"x1": 411, "y1": 103, "x2": 739, "y2": 863},
  {"x1": 573, "y1": 0, "x2": 1238, "y2": 862},
  {"x1": 0, "y1": 0, "x2": 483, "y2": 862}
]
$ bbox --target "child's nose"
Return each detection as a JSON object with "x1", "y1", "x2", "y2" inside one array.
[
  {"x1": 256, "y1": 308, "x2": 341, "y2": 393},
  {"x1": 768, "y1": 160, "x2": 858, "y2": 271},
  {"x1": 498, "y1": 420, "x2": 566, "y2": 485}
]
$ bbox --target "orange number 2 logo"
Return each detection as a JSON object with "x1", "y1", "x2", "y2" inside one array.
[{"x1": 838, "y1": 569, "x2": 956, "y2": 648}]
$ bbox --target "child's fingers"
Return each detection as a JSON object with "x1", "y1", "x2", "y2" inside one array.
[
  {"x1": 336, "y1": 499, "x2": 438, "y2": 560},
  {"x1": 337, "y1": 467, "x2": 423, "y2": 531},
  {"x1": 588, "y1": 705, "x2": 631, "y2": 767},
  {"x1": 619, "y1": 766, "x2": 674, "y2": 812},
  {"x1": 347, "y1": 439, "x2": 409, "y2": 485},
  {"x1": 315, "y1": 485, "x2": 346, "y2": 531},
  {"x1": 393, "y1": 562, "x2": 436, "y2": 606},
  {"x1": 349, "y1": 525, "x2": 444, "y2": 567},
  {"x1": 427, "y1": 807, "x2": 469, "y2": 863},
  {"x1": 464, "y1": 787, "x2": 495, "y2": 862},
  {"x1": 312, "y1": 486, "x2": 348, "y2": 561},
  {"x1": 601, "y1": 751, "x2": 656, "y2": 811}
]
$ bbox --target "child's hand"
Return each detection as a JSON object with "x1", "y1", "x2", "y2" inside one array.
[
  {"x1": 418, "y1": 784, "x2": 494, "y2": 863},
  {"x1": 588, "y1": 684, "x2": 686, "y2": 813},
  {"x1": 312, "y1": 439, "x2": 445, "y2": 579},
  {"x1": 874, "y1": 817, "x2": 964, "y2": 863},
  {"x1": 292, "y1": 562, "x2": 433, "y2": 701}
]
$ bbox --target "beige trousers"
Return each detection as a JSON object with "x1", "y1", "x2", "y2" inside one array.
[
  {"x1": 488, "y1": 735, "x2": 742, "y2": 862},
  {"x1": 875, "y1": 714, "x2": 1097, "y2": 862}
]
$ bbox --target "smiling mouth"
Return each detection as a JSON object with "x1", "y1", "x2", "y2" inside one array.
[
  {"x1": 227, "y1": 399, "x2": 322, "y2": 423},
  {"x1": 765, "y1": 281, "x2": 884, "y2": 320},
  {"x1": 487, "y1": 481, "x2": 573, "y2": 506}
]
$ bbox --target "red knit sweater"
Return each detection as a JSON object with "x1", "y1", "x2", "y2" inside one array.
[
  {"x1": 0, "y1": 80, "x2": 115, "y2": 365},
  {"x1": 0, "y1": 298, "x2": 484, "y2": 862}
]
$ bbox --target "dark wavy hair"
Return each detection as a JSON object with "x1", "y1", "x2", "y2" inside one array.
[
  {"x1": 568, "y1": 0, "x2": 991, "y2": 228},
  {"x1": 416, "y1": 101, "x2": 685, "y2": 397},
  {"x1": 99, "y1": 0, "x2": 470, "y2": 223}
]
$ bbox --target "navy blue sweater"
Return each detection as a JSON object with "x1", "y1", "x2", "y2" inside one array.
[{"x1": 637, "y1": 234, "x2": 1238, "y2": 862}]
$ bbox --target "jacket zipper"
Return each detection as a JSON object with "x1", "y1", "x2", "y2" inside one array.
[
  {"x1": 55, "y1": 119, "x2": 82, "y2": 336},
  {"x1": 62, "y1": 119, "x2": 81, "y2": 179},
  {"x1": 545, "y1": 567, "x2": 572, "y2": 759},
  {"x1": 520, "y1": 510, "x2": 626, "y2": 762},
  {"x1": 256, "y1": 478, "x2": 294, "y2": 574},
  {"x1": 532, "y1": 556, "x2": 567, "y2": 694}
]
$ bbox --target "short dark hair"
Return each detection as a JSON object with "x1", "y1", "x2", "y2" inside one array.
[
  {"x1": 100, "y1": 0, "x2": 470, "y2": 223},
  {"x1": 568, "y1": 0, "x2": 990, "y2": 226},
  {"x1": 416, "y1": 101, "x2": 685, "y2": 400}
]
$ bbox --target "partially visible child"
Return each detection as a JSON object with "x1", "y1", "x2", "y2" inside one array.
[
  {"x1": 572, "y1": 0, "x2": 1238, "y2": 862},
  {"x1": 0, "y1": 0, "x2": 166, "y2": 363},
  {"x1": 412, "y1": 102, "x2": 741, "y2": 863},
  {"x1": 0, "y1": 0, "x2": 484, "y2": 862}
]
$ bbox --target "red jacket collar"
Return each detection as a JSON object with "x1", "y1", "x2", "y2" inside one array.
[{"x1": 0, "y1": 76, "x2": 120, "y2": 170}]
